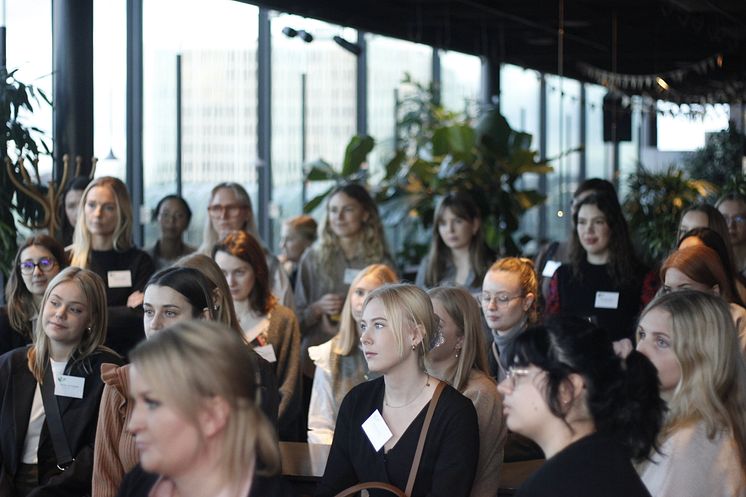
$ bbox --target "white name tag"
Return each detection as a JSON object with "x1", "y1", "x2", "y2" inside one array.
[
  {"x1": 254, "y1": 344, "x2": 277, "y2": 363},
  {"x1": 107, "y1": 270, "x2": 133, "y2": 288},
  {"x1": 362, "y1": 409, "x2": 393, "y2": 452},
  {"x1": 343, "y1": 268, "x2": 360, "y2": 285},
  {"x1": 594, "y1": 291, "x2": 620, "y2": 309},
  {"x1": 55, "y1": 374, "x2": 85, "y2": 399},
  {"x1": 542, "y1": 260, "x2": 562, "y2": 278}
]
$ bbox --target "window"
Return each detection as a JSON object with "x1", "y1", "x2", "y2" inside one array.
[{"x1": 440, "y1": 50, "x2": 481, "y2": 116}]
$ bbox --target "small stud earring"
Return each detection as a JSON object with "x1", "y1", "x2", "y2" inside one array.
[{"x1": 411, "y1": 343, "x2": 416, "y2": 351}]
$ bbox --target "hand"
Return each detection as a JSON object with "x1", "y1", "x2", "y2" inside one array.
[
  {"x1": 612, "y1": 338, "x2": 633, "y2": 359},
  {"x1": 127, "y1": 291, "x2": 144, "y2": 309},
  {"x1": 313, "y1": 293, "x2": 344, "y2": 317}
]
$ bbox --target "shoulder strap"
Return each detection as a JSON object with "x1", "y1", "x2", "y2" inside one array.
[
  {"x1": 333, "y1": 482, "x2": 408, "y2": 497},
  {"x1": 405, "y1": 380, "x2": 446, "y2": 496},
  {"x1": 39, "y1": 365, "x2": 75, "y2": 469}
]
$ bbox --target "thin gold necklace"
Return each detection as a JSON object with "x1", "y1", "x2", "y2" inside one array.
[{"x1": 384, "y1": 374, "x2": 431, "y2": 409}]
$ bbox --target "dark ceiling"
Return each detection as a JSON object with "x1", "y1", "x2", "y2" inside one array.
[{"x1": 253, "y1": 0, "x2": 746, "y2": 103}]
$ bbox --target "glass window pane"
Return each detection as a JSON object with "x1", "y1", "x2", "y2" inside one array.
[
  {"x1": 585, "y1": 83, "x2": 609, "y2": 180},
  {"x1": 440, "y1": 50, "x2": 481, "y2": 116},
  {"x1": 142, "y1": 0, "x2": 259, "y2": 248},
  {"x1": 656, "y1": 102, "x2": 730, "y2": 152}
]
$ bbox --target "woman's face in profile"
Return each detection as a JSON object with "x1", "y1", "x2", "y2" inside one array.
[
  {"x1": 128, "y1": 367, "x2": 203, "y2": 477},
  {"x1": 497, "y1": 365, "x2": 551, "y2": 441}
]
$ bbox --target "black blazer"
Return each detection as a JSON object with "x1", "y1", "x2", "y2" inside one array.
[{"x1": 0, "y1": 346, "x2": 123, "y2": 497}]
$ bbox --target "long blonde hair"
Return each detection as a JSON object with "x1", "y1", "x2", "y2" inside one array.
[
  {"x1": 199, "y1": 183, "x2": 257, "y2": 254},
  {"x1": 27, "y1": 267, "x2": 110, "y2": 382},
  {"x1": 640, "y1": 291, "x2": 746, "y2": 475},
  {"x1": 70, "y1": 176, "x2": 134, "y2": 269},
  {"x1": 427, "y1": 286, "x2": 492, "y2": 392},
  {"x1": 129, "y1": 320, "x2": 280, "y2": 489},
  {"x1": 333, "y1": 264, "x2": 398, "y2": 356}
]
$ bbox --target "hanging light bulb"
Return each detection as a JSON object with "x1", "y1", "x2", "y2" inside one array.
[{"x1": 656, "y1": 77, "x2": 669, "y2": 90}]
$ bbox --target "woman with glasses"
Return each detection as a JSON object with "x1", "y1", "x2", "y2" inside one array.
[
  {"x1": 636, "y1": 291, "x2": 746, "y2": 497},
  {"x1": 145, "y1": 195, "x2": 195, "y2": 271},
  {"x1": 717, "y1": 193, "x2": 746, "y2": 276},
  {"x1": 198, "y1": 182, "x2": 293, "y2": 309},
  {"x1": 415, "y1": 193, "x2": 493, "y2": 294},
  {"x1": 497, "y1": 317, "x2": 665, "y2": 497},
  {"x1": 428, "y1": 286, "x2": 506, "y2": 497},
  {"x1": 1, "y1": 236, "x2": 66, "y2": 355},
  {"x1": 545, "y1": 192, "x2": 653, "y2": 343},
  {"x1": 68, "y1": 176, "x2": 155, "y2": 356}
]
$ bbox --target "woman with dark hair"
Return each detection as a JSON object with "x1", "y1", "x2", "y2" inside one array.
[
  {"x1": 677, "y1": 203, "x2": 730, "y2": 248},
  {"x1": 717, "y1": 193, "x2": 746, "y2": 275},
  {"x1": 59, "y1": 176, "x2": 90, "y2": 246},
  {"x1": 1, "y1": 235, "x2": 66, "y2": 355},
  {"x1": 213, "y1": 230, "x2": 302, "y2": 441},
  {"x1": 415, "y1": 193, "x2": 493, "y2": 294},
  {"x1": 545, "y1": 192, "x2": 653, "y2": 342},
  {"x1": 498, "y1": 317, "x2": 665, "y2": 497},
  {"x1": 0, "y1": 267, "x2": 123, "y2": 497},
  {"x1": 145, "y1": 194, "x2": 195, "y2": 270}
]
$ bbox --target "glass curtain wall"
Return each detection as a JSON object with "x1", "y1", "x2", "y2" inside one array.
[
  {"x1": 440, "y1": 49, "x2": 481, "y2": 117},
  {"x1": 142, "y1": 0, "x2": 259, "y2": 248},
  {"x1": 585, "y1": 83, "x2": 609, "y2": 180}
]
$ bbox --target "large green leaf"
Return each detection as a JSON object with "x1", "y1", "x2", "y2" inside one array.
[
  {"x1": 341, "y1": 135, "x2": 374, "y2": 177},
  {"x1": 303, "y1": 186, "x2": 334, "y2": 214},
  {"x1": 305, "y1": 160, "x2": 338, "y2": 181},
  {"x1": 475, "y1": 107, "x2": 511, "y2": 158}
]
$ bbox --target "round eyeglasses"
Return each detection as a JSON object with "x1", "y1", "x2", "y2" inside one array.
[{"x1": 19, "y1": 258, "x2": 57, "y2": 275}]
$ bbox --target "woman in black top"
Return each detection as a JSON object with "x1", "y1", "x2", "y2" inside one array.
[
  {"x1": 68, "y1": 176, "x2": 155, "y2": 356},
  {"x1": 315, "y1": 283, "x2": 479, "y2": 497},
  {"x1": 497, "y1": 317, "x2": 665, "y2": 497}
]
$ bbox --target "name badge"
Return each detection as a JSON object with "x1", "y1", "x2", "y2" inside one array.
[
  {"x1": 343, "y1": 268, "x2": 360, "y2": 285},
  {"x1": 107, "y1": 270, "x2": 133, "y2": 288},
  {"x1": 542, "y1": 260, "x2": 562, "y2": 278},
  {"x1": 55, "y1": 374, "x2": 85, "y2": 399},
  {"x1": 362, "y1": 409, "x2": 393, "y2": 452},
  {"x1": 594, "y1": 291, "x2": 620, "y2": 309},
  {"x1": 254, "y1": 344, "x2": 277, "y2": 363}
]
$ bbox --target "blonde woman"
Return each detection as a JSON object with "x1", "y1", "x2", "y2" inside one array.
[
  {"x1": 198, "y1": 182, "x2": 293, "y2": 309},
  {"x1": 117, "y1": 321, "x2": 293, "y2": 497},
  {"x1": 428, "y1": 286, "x2": 506, "y2": 497},
  {"x1": 316, "y1": 284, "x2": 479, "y2": 497},
  {"x1": 0, "y1": 267, "x2": 122, "y2": 497},
  {"x1": 307, "y1": 264, "x2": 397, "y2": 444},
  {"x1": 68, "y1": 176, "x2": 155, "y2": 355},
  {"x1": 295, "y1": 183, "x2": 393, "y2": 381},
  {"x1": 636, "y1": 291, "x2": 746, "y2": 497}
]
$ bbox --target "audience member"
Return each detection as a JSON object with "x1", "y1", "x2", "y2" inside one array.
[
  {"x1": 636, "y1": 291, "x2": 746, "y2": 497},
  {"x1": 59, "y1": 176, "x2": 90, "y2": 246},
  {"x1": 677, "y1": 202, "x2": 730, "y2": 248},
  {"x1": 428, "y1": 286, "x2": 506, "y2": 497},
  {"x1": 678, "y1": 227, "x2": 746, "y2": 302},
  {"x1": 213, "y1": 230, "x2": 302, "y2": 441},
  {"x1": 1, "y1": 236, "x2": 65, "y2": 355},
  {"x1": 145, "y1": 195, "x2": 195, "y2": 271},
  {"x1": 279, "y1": 215, "x2": 318, "y2": 288},
  {"x1": 0, "y1": 267, "x2": 123, "y2": 497},
  {"x1": 315, "y1": 284, "x2": 479, "y2": 497},
  {"x1": 498, "y1": 317, "x2": 664, "y2": 497},
  {"x1": 307, "y1": 264, "x2": 396, "y2": 444},
  {"x1": 717, "y1": 193, "x2": 746, "y2": 275},
  {"x1": 415, "y1": 193, "x2": 493, "y2": 294}
]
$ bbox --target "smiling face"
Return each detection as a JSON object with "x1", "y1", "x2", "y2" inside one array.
[
  {"x1": 481, "y1": 270, "x2": 533, "y2": 333},
  {"x1": 209, "y1": 188, "x2": 250, "y2": 239},
  {"x1": 636, "y1": 307, "x2": 681, "y2": 394},
  {"x1": 42, "y1": 280, "x2": 91, "y2": 348},
  {"x1": 663, "y1": 267, "x2": 716, "y2": 295},
  {"x1": 84, "y1": 186, "x2": 119, "y2": 239},
  {"x1": 214, "y1": 251, "x2": 255, "y2": 304},
  {"x1": 65, "y1": 189, "x2": 84, "y2": 227},
  {"x1": 128, "y1": 367, "x2": 203, "y2": 477},
  {"x1": 360, "y1": 298, "x2": 414, "y2": 374},
  {"x1": 428, "y1": 298, "x2": 463, "y2": 363},
  {"x1": 143, "y1": 285, "x2": 197, "y2": 338},
  {"x1": 437, "y1": 207, "x2": 479, "y2": 252},
  {"x1": 576, "y1": 204, "x2": 611, "y2": 260},
  {"x1": 327, "y1": 192, "x2": 368, "y2": 239},
  {"x1": 19, "y1": 245, "x2": 60, "y2": 297}
]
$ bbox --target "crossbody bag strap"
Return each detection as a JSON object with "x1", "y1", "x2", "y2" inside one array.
[
  {"x1": 405, "y1": 380, "x2": 446, "y2": 496},
  {"x1": 39, "y1": 365, "x2": 75, "y2": 470}
]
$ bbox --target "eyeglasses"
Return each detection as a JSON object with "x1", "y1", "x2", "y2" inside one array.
[
  {"x1": 723, "y1": 214, "x2": 746, "y2": 226},
  {"x1": 207, "y1": 204, "x2": 247, "y2": 217},
  {"x1": 505, "y1": 367, "x2": 536, "y2": 388},
  {"x1": 479, "y1": 292, "x2": 522, "y2": 307},
  {"x1": 19, "y1": 258, "x2": 57, "y2": 275}
]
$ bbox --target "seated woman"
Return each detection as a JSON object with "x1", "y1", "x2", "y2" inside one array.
[
  {"x1": 0, "y1": 267, "x2": 123, "y2": 497},
  {"x1": 58, "y1": 175, "x2": 90, "y2": 246},
  {"x1": 307, "y1": 264, "x2": 397, "y2": 444},
  {"x1": 677, "y1": 202, "x2": 730, "y2": 246},
  {"x1": 660, "y1": 245, "x2": 746, "y2": 353},
  {"x1": 717, "y1": 193, "x2": 746, "y2": 275},
  {"x1": 315, "y1": 284, "x2": 479, "y2": 497},
  {"x1": 636, "y1": 291, "x2": 746, "y2": 497},
  {"x1": 68, "y1": 176, "x2": 155, "y2": 356},
  {"x1": 498, "y1": 317, "x2": 665, "y2": 497},
  {"x1": 415, "y1": 192, "x2": 493, "y2": 294},
  {"x1": 428, "y1": 286, "x2": 506, "y2": 497},
  {"x1": 279, "y1": 214, "x2": 318, "y2": 288},
  {"x1": 117, "y1": 320, "x2": 293, "y2": 497},
  {"x1": 213, "y1": 230, "x2": 302, "y2": 441},
  {"x1": 92, "y1": 266, "x2": 216, "y2": 497},
  {"x1": 145, "y1": 194, "x2": 196, "y2": 271},
  {"x1": 546, "y1": 192, "x2": 653, "y2": 343},
  {"x1": 1, "y1": 235, "x2": 65, "y2": 355}
]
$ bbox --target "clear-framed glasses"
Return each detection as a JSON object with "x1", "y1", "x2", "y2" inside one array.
[
  {"x1": 479, "y1": 292, "x2": 522, "y2": 307},
  {"x1": 19, "y1": 257, "x2": 57, "y2": 275},
  {"x1": 505, "y1": 367, "x2": 536, "y2": 388},
  {"x1": 207, "y1": 203, "x2": 247, "y2": 217},
  {"x1": 723, "y1": 214, "x2": 746, "y2": 226}
]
